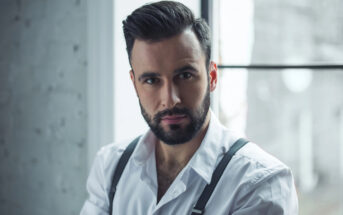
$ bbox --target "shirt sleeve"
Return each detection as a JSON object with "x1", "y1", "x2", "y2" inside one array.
[
  {"x1": 232, "y1": 167, "x2": 298, "y2": 215},
  {"x1": 80, "y1": 152, "x2": 110, "y2": 215}
]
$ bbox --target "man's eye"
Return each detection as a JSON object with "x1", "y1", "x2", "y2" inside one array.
[
  {"x1": 144, "y1": 78, "x2": 159, "y2": 85},
  {"x1": 178, "y1": 72, "x2": 193, "y2": 80}
]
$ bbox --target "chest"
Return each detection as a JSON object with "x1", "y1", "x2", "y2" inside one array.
[
  {"x1": 112, "y1": 165, "x2": 236, "y2": 215},
  {"x1": 112, "y1": 159, "x2": 241, "y2": 215},
  {"x1": 156, "y1": 163, "x2": 184, "y2": 202}
]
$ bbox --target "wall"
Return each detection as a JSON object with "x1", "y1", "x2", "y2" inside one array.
[{"x1": 0, "y1": 0, "x2": 88, "y2": 214}]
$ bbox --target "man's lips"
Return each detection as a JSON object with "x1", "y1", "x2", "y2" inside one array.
[{"x1": 161, "y1": 114, "x2": 187, "y2": 124}]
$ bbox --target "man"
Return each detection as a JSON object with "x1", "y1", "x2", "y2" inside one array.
[{"x1": 81, "y1": 1, "x2": 298, "y2": 214}]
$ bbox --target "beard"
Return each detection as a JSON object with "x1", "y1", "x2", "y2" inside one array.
[{"x1": 139, "y1": 85, "x2": 210, "y2": 145}]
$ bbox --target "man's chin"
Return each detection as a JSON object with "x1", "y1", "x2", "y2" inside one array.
[
  {"x1": 162, "y1": 123, "x2": 184, "y2": 131},
  {"x1": 160, "y1": 136, "x2": 192, "y2": 145},
  {"x1": 150, "y1": 126, "x2": 191, "y2": 145}
]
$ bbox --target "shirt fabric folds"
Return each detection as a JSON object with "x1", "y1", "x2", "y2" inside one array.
[{"x1": 80, "y1": 112, "x2": 298, "y2": 215}]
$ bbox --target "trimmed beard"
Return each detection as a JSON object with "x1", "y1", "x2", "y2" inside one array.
[{"x1": 139, "y1": 85, "x2": 210, "y2": 145}]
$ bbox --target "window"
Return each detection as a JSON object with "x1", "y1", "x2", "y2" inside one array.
[{"x1": 208, "y1": 0, "x2": 343, "y2": 214}]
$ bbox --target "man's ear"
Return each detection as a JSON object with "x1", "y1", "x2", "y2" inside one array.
[
  {"x1": 208, "y1": 61, "x2": 218, "y2": 92},
  {"x1": 130, "y1": 69, "x2": 138, "y2": 96}
]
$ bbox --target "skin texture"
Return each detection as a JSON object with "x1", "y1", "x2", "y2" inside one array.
[{"x1": 130, "y1": 28, "x2": 218, "y2": 203}]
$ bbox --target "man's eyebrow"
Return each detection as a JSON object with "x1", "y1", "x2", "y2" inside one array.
[
  {"x1": 174, "y1": 65, "x2": 198, "y2": 74},
  {"x1": 138, "y1": 72, "x2": 161, "y2": 82}
]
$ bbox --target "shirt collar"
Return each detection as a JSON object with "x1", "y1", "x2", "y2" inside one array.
[
  {"x1": 187, "y1": 110, "x2": 231, "y2": 184},
  {"x1": 131, "y1": 130, "x2": 156, "y2": 167},
  {"x1": 131, "y1": 109, "x2": 234, "y2": 184}
]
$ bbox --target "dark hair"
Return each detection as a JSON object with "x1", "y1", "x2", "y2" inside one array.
[{"x1": 123, "y1": 1, "x2": 211, "y2": 67}]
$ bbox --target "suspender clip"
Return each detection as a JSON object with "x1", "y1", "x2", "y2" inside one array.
[{"x1": 191, "y1": 208, "x2": 203, "y2": 214}]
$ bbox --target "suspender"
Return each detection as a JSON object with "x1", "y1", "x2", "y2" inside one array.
[
  {"x1": 108, "y1": 136, "x2": 141, "y2": 214},
  {"x1": 108, "y1": 137, "x2": 249, "y2": 215},
  {"x1": 190, "y1": 138, "x2": 249, "y2": 215}
]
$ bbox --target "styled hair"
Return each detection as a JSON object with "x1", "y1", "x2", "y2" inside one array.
[{"x1": 122, "y1": 1, "x2": 211, "y2": 67}]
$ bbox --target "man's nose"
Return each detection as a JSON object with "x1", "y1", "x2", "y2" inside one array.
[{"x1": 160, "y1": 82, "x2": 181, "y2": 108}]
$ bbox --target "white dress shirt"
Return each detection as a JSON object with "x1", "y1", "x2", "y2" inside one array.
[{"x1": 81, "y1": 113, "x2": 298, "y2": 215}]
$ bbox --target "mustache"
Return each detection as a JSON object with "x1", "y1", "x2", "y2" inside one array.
[{"x1": 153, "y1": 107, "x2": 190, "y2": 122}]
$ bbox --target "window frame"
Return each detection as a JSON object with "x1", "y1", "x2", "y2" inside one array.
[{"x1": 201, "y1": 0, "x2": 343, "y2": 71}]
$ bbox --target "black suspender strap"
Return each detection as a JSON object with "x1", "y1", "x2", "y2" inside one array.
[
  {"x1": 108, "y1": 136, "x2": 140, "y2": 214},
  {"x1": 191, "y1": 138, "x2": 250, "y2": 215},
  {"x1": 107, "y1": 137, "x2": 249, "y2": 215}
]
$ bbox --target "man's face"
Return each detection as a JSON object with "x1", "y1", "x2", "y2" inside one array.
[{"x1": 130, "y1": 29, "x2": 217, "y2": 145}]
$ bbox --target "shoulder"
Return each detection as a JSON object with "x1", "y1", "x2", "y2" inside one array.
[
  {"x1": 93, "y1": 141, "x2": 130, "y2": 177},
  {"x1": 90, "y1": 140, "x2": 134, "y2": 186},
  {"x1": 230, "y1": 141, "x2": 291, "y2": 187},
  {"x1": 96, "y1": 143, "x2": 126, "y2": 163},
  {"x1": 225, "y1": 141, "x2": 298, "y2": 213},
  {"x1": 235, "y1": 141, "x2": 288, "y2": 170},
  {"x1": 82, "y1": 140, "x2": 137, "y2": 213},
  {"x1": 216, "y1": 127, "x2": 292, "y2": 188}
]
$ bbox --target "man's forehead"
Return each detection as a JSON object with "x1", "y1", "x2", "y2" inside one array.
[{"x1": 130, "y1": 29, "x2": 205, "y2": 71}]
